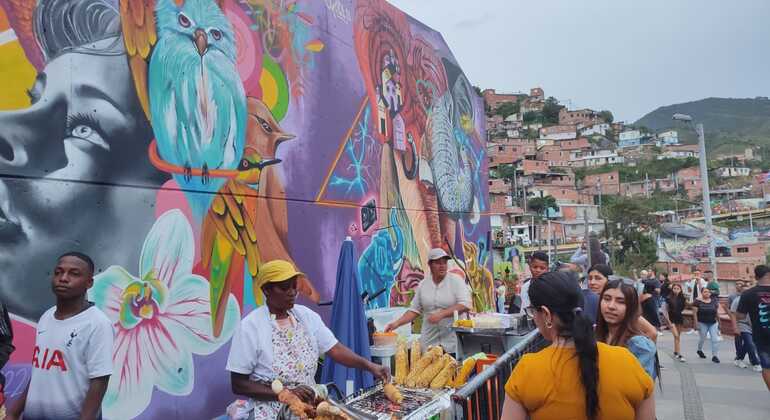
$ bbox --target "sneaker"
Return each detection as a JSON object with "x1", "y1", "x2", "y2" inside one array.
[
  {"x1": 657, "y1": 331, "x2": 664, "y2": 337},
  {"x1": 697, "y1": 350, "x2": 707, "y2": 359},
  {"x1": 678, "y1": 354, "x2": 687, "y2": 363},
  {"x1": 753, "y1": 365, "x2": 762, "y2": 372},
  {"x1": 712, "y1": 356, "x2": 720, "y2": 363},
  {"x1": 686, "y1": 329, "x2": 696, "y2": 335},
  {"x1": 734, "y1": 360, "x2": 748, "y2": 369}
]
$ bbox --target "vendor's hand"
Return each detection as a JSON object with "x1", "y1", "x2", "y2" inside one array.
[
  {"x1": 427, "y1": 312, "x2": 444, "y2": 324},
  {"x1": 368, "y1": 362, "x2": 391, "y2": 383},
  {"x1": 290, "y1": 385, "x2": 316, "y2": 404},
  {"x1": 383, "y1": 322, "x2": 395, "y2": 333}
]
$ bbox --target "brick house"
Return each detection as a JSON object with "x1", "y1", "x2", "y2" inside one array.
[{"x1": 584, "y1": 171, "x2": 621, "y2": 195}]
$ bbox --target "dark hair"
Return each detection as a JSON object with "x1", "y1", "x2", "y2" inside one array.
[
  {"x1": 529, "y1": 272, "x2": 598, "y2": 419},
  {"x1": 530, "y1": 251, "x2": 549, "y2": 264},
  {"x1": 34, "y1": 0, "x2": 123, "y2": 61},
  {"x1": 595, "y1": 279, "x2": 643, "y2": 347},
  {"x1": 587, "y1": 264, "x2": 613, "y2": 279},
  {"x1": 703, "y1": 270, "x2": 713, "y2": 274},
  {"x1": 754, "y1": 265, "x2": 770, "y2": 279},
  {"x1": 58, "y1": 251, "x2": 95, "y2": 274},
  {"x1": 588, "y1": 235, "x2": 606, "y2": 266}
]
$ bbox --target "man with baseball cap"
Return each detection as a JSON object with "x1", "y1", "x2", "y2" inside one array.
[
  {"x1": 385, "y1": 248, "x2": 472, "y2": 354},
  {"x1": 227, "y1": 260, "x2": 388, "y2": 418}
]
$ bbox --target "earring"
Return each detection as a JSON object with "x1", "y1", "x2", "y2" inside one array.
[{"x1": 545, "y1": 321, "x2": 553, "y2": 329}]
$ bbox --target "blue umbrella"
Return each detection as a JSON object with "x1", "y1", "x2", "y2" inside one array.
[{"x1": 321, "y1": 238, "x2": 374, "y2": 394}]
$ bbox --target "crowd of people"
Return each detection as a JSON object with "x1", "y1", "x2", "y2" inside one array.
[{"x1": 498, "y1": 238, "x2": 770, "y2": 420}]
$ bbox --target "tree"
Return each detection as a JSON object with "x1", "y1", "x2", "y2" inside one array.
[
  {"x1": 528, "y1": 195, "x2": 558, "y2": 219},
  {"x1": 599, "y1": 110, "x2": 614, "y2": 124},
  {"x1": 495, "y1": 101, "x2": 519, "y2": 119},
  {"x1": 523, "y1": 111, "x2": 539, "y2": 123},
  {"x1": 541, "y1": 97, "x2": 563, "y2": 125},
  {"x1": 472, "y1": 85, "x2": 483, "y2": 96}
]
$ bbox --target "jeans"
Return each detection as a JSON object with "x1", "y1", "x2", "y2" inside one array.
[
  {"x1": 698, "y1": 322, "x2": 719, "y2": 356},
  {"x1": 736, "y1": 332, "x2": 760, "y2": 366}
]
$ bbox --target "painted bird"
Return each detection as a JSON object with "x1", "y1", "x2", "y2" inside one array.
[
  {"x1": 201, "y1": 98, "x2": 318, "y2": 336},
  {"x1": 122, "y1": 0, "x2": 247, "y2": 221}
]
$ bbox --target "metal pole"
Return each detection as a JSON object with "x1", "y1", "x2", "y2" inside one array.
[
  {"x1": 547, "y1": 218, "x2": 552, "y2": 264},
  {"x1": 584, "y1": 209, "x2": 591, "y2": 268},
  {"x1": 697, "y1": 123, "x2": 718, "y2": 278}
]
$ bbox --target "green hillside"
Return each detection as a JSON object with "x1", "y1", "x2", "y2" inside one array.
[{"x1": 634, "y1": 97, "x2": 770, "y2": 156}]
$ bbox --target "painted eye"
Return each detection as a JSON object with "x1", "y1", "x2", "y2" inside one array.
[
  {"x1": 256, "y1": 116, "x2": 273, "y2": 133},
  {"x1": 178, "y1": 13, "x2": 191, "y2": 28},
  {"x1": 210, "y1": 29, "x2": 222, "y2": 40},
  {"x1": 68, "y1": 124, "x2": 109, "y2": 150},
  {"x1": 240, "y1": 159, "x2": 250, "y2": 169}
]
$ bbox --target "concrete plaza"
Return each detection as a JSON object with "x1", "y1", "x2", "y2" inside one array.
[{"x1": 655, "y1": 330, "x2": 769, "y2": 420}]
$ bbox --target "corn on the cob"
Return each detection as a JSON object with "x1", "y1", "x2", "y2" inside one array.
[
  {"x1": 383, "y1": 382, "x2": 404, "y2": 404},
  {"x1": 452, "y1": 357, "x2": 477, "y2": 388},
  {"x1": 430, "y1": 356, "x2": 458, "y2": 389},
  {"x1": 394, "y1": 341, "x2": 408, "y2": 385},
  {"x1": 409, "y1": 339, "x2": 421, "y2": 370},
  {"x1": 415, "y1": 354, "x2": 452, "y2": 388}
]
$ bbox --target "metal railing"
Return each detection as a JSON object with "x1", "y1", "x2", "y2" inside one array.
[{"x1": 451, "y1": 330, "x2": 547, "y2": 420}]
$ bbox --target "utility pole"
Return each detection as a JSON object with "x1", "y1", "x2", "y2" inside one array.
[
  {"x1": 673, "y1": 114, "x2": 717, "y2": 279},
  {"x1": 584, "y1": 209, "x2": 591, "y2": 268}
]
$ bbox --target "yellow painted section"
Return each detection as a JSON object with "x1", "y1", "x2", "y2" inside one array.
[
  {"x1": 0, "y1": 41, "x2": 36, "y2": 110},
  {"x1": 259, "y1": 68, "x2": 278, "y2": 110}
]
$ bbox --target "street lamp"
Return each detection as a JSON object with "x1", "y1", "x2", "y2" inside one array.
[{"x1": 673, "y1": 113, "x2": 717, "y2": 278}]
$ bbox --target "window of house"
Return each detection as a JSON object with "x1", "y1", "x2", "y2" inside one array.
[
  {"x1": 672, "y1": 267, "x2": 679, "y2": 273},
  {"x1": 737, "y1": 247, "x2": 749, "y2": 253},
  {"x1": 498, "y1": 146, "x2": 504, "y2": 151}
]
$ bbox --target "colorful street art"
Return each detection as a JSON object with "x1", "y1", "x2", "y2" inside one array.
[{"x1": 0, "y1": 0, "x2": 490, "y2": 418}]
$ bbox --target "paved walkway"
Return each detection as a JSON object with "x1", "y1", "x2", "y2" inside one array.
[{"x1": 655, "y1": 330, "x2": 769, "y2": 420}]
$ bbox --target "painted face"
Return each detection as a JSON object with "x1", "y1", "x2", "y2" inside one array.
[
  {"x1": 529, "y1": 259, "x2": 548, "y2": 279},
  {"x1": 587, "y1": 270, "x2": 609, "y2": 294},
  {"x1": 0, "y1": 51, "x2": 160, "y2": 320},
  {"x1": 600, "y1": 287, "x2": 627, "y2": 325},
  {"x1": 51, "y1": 256, "x2": 93, "y2": 301},
  {"x1": 429, "y1": 258, "x2": 449, "y2": 280}
]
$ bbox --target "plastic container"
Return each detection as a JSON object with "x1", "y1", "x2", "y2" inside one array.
[
  {"x1": 366, "y1": 307, "x2": 412, "y2": 338},
  {"x1": 372, "y1": 331, "x2": 398, "y2": 347}
]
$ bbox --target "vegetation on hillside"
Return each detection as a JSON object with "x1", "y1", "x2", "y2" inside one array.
[{"x1": 574, "y1": 157, "x2": 699, "y2": 182}]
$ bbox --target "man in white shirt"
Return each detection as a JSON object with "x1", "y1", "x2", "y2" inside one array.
[
  {"x1": 385, "y1": 248, "x2": 472, "y2": 354},
  {"x1": 684, "y1": 269, "x2": 708, "y2": 304},
  {"x1": 8, "y1": 252, "x2": 113, "y2": 420},
  {"x1": 515, "y1": 251, "x2": 550, "y2": 315}
]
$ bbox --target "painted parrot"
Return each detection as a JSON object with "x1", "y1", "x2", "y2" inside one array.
[
  {"x1": 201, "y1": 98, "x2": 319, "y2": 336},
  {"x1": 120, "y1": 0, "x2": 247, "y2": 221}
]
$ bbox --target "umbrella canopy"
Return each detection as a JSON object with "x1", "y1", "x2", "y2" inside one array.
[{"x1": 321, "y1": 238, "x2": 374, "y2": 393}]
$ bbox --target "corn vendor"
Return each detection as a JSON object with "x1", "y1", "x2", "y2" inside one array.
[
  {"x1": 384, "y1": 248, "x2": 473, "y2": 354},
  {"x1": 226, "y1": 260, "x2": 389, "y2": 419}
]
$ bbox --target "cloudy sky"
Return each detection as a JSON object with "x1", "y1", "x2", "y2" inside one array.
[{"x1": 386, "y1": 0, "x2": 770, "y2": 122}]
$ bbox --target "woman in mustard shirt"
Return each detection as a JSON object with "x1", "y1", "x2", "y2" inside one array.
[{"x1": 502, "y1": 272, "x2": 654, "y2": 420}]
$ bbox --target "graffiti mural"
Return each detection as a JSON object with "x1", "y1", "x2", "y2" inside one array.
[{"x1": 0, "y1": 0, "x2": 489, "y2": 418}]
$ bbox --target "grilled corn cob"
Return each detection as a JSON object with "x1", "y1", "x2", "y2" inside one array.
[
  {"x1": 415, "y1": 354, "x2": 452, "y2": 388},
  {"x1": 394, "y1": 341, "x2": 409, "y2": 385},
  {"x1": 383, "y1": 382, "x2": 404, "y2": 404},
  {"x1": 430, "y1": 356, "x2": 458, "y2": 389},
  {"x1": 452, "y1": 357, "x2": 478, "y2": 388},
  {"x1": 405, "y1": 348, "x2": 440, "y2": 387},
  {"x1": 409, "y1": 339, "x2": 421, "y2": 370}
]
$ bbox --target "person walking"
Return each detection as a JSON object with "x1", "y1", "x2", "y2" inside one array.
[
  {"x1": 736, "y1": 265, "x2": 770, "y2": 390},
  {"x1": 730, "y1": 290, "x2": 762, "y2": 371},
  {"x1": 693, "y1": 287, "x2": 721, "y2": 363},
  {"x1": 728, "y1": 281, "x2": 748, "y2": 368},
  {"x1": 7, "y1": 252, "x2": 114, "y2": 420},
  {"x1": 501, "y1": 271, "x2": 654, "y2": 420},
  {"x1": 509, "y1": 252, "x2": 549, "y2": 315},
  {"x1": 666, "y1": 283, "x2": 687, "y2": 362},
  {"x1": 595, "y1": 279, "x2": 658, "y2": 380}
]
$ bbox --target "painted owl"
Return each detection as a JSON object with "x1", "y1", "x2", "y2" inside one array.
[{"x1": 121, "y1": 0, "x2": 246, "y2": 221}]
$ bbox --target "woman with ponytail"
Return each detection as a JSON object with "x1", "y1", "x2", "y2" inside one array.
[{"x1": 502, "y1": 272, "x2": 655, "y2": 420}]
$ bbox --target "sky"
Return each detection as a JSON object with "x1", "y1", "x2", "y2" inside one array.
[{"x1": 386, "y1": 0, "x2": 770, "y2": 122}]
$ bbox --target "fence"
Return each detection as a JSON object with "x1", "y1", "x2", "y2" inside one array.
[{"x1": 451, "y1": 329, "x2": 547, "y2": 420}]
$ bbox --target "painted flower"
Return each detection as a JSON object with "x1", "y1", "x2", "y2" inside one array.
[{"x1": 90, "y1": 209, "x2": 240, "y2": 419}]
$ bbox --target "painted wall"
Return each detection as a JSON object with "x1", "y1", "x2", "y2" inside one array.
[{"x1": 0, "y1": 0, "x2": 490, "y2": 418}]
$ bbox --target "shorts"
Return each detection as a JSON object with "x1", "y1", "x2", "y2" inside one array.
[{"x1": 758, "y1": 346, "x2": 770, "y2": 369}]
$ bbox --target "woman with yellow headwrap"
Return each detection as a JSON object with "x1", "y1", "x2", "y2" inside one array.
[{"x1": 226, "y1": 260, "x2": 389, "y2": 419}]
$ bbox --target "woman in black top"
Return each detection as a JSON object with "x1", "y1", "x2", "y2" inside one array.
[
  {"x1": 666, "y1": 283, "x2": 687, "y2": 362},
  {"x1": 693, "y1": 287, "x2": 721, "y2": 363},
  {"x1": 640, "y1": 282, "x2": 661, "y2": 329}
]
